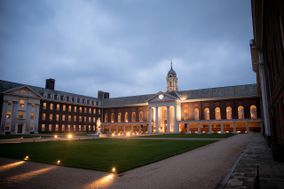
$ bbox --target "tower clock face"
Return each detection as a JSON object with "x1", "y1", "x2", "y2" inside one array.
[{"x1": 158, "y1": 94, "x2": 164, "y2": 100}]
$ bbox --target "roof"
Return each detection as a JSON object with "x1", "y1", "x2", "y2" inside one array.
[
  {"x1": 0, "y1": 80, "x2": 98, "y2": 101},
  {"x1": 103, "y1": 84, "x2": 258, "y2": 108}
]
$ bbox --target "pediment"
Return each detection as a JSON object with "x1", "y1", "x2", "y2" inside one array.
[
  {"x1": 148, "y1": 91, "x2": 178, "y2": 103},
  {"x1": 4, "y1": 86, "x2": 42, "y2": 99}
]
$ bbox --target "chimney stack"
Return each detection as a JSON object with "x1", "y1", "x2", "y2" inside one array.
[{"x1": 45, "y1": 78, "x2": 55, "y2": 90}]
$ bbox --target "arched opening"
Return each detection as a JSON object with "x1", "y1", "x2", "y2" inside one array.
[
  {"x1": 131, "y1": 112, "x2": 136, "y2": 122},
  {"x1": 111, "y1": 113, "x2": 114, "y2": 123},
  {"x1": 104, "y1": 113, "x2": 108, "y2": 123},
  {"x1": 125, "y1": 112, "x2": 129, "y2": 123},
  {"x1": 118, "y1": 113, "x2": 121, "y2": 123},
  {"x1": 183, "y1": 105, "x2": 189, "y2": 121},
  {"x1": 204, "y1": 108, "x2": 210, "y2": 120},
  {"x1": 226, "y1": 106, "x2": 232, "y2": 120},
  {"x1": 194, "y1": 108, "x2": 200, "y2": 120},
  {"x1": 215, "y1": 107, "x2": 221, "y2": 120},
  {"x1": 139, "y1": 111, "x2": 143, "y2": 122},
  {"x1": 250, "y1": 105, "x2": 257, "y2": 119},
  {"x1": 238, "y1": 106, "x2": 245, "y2": 119}
]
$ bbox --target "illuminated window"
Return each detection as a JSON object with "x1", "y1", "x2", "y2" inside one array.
[
  {"x1": 104, "y1": 114, "x2": 108, "y2": 123},
  {"x1": 84, "y1": 107, "x2": 87, "y2": 113},
  {"x1": 131, "y1": 112, "x2": 136, "y2": 122},
  {"x1": 63, "y1": 105, "x2": 66, "y2": 111},
  {"x1": 88, "y1": 125, "x2": 91, "y2": 131},
  {"x1": 56, "y1": 114, "x2": 59, "y2": 121},
  {"x1": 68, "y1": 105, "x2": 72, "y2": 112},
  {"x1": 139, "y1": 111, "x2": 143, "y2": 122},
  {"x1": 98, "y1": 109, "x2": 101, "y2": 114},
  {"x1": 43, "y1": 102, "x2": 47, "y2": 109},
  {"x1": 215, "y1": 107, "x2": 221, "y2": 120},
  {"x1": 49, "y1": 114, "x2": 53, "y2": 121},
  {"x1": 30, "y1": 112, "x2": 35, "y2": 119},
  {"x1": 79, "y1": 116, "x2": 82, "y2": 122},
  {"x1": 62, "y1": 124, "x2": 65, "y2": 131},
  {"x1": 183, "y1": 105, "x2": 189, "y2": 120},
  {"x1": 74, "y1": 106, "x2": 77, "y2": 112},
  {"x1": 93, "y1": 117, "x2": 95, "y2": 123},
  {"x1": 204, "y1": 108, "x2": 210, "y2": 120},
  {"x1": 68, "y1": 124, "x2": 71, "y2": 131},
  {"x1": 84, "y1": 116, "x2": 87, "y2": 122},
  {"x1": 89, "y1": 108, "x2": 92, "y2": 114},
  {"x1": 73, "y1": 115, "x2": 77, "y2": 122},
  {"x1": 125, "y1": 112, "x2": 129, "y2": 123},
  {"x1": 93, "y1": 109, "x2": 96, "y2": 114},
  {"x1": 250, "y1": 105, "x2": 257, "y2": 119},
  {"x1": 238, "y1": 106, "x2": 245, "y2": 119},
  {"x1": 111, "y1": 113, "x2": 115, "y2": 123},
  {"x1": 88, "y1": 117, "x2": 91, "y2": 122},
  {"x1": 50, "y1": 103, "x2": 53, "y2": 110},
  {"x1": 68, "y1": 115, "x2": 71, "y2": 122},
  {"x1": 49, "y1": 124, "x2": 52, "y2": 131},
  {"x1": 6, "y1": 112, "x2": 11, "y2": 119},
  {"x1": 79, "y1": 125, "x2": 82, "y2": 131},
  {"x1": 79, "y1": 107, "x2": 82, "y2": 113},
  {"x1": 73, "y1": 125, "x2": 76, "y2": 131},
  {"x1": 19, "y1": 100, "x2": 25, "y2": 108},
  {"x1": 55, "y1": 124, "x2": 59, "y2": 131},
  {"x1": 226, "y1": 106, "x2": 232, "y2": 120},
  {"x1": 118, "y1": 113, "x2": 121, "y2": 122},
  {"x1": 41, "y1": 124, "x2": 45, "y2": 131},
  {"x1": 42, "y1": 113, "x2": 46, "y2": 120},
  {"x1": 62, "y1": 114, "x2": 66, "y2": 121},
  {"x1": 194, "y1": 108, "x2": 199, "y2": 120},
  {"x1": 56, "y1": 104, "x2": 60, "y2": 111},
  {"x1": 84, "y1": 125, "x2": 87, "y2": 131},
  {"x1": 18, "y1": 112, "x2": 24, "y2": 119}
]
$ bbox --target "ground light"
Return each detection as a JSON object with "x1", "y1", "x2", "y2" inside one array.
[
  {"x1": 56, "y1": 160, "x2": 61, "y2": 165},
  {"x1": 24, "y1": 156, "x2": 29, "y2": 161},
  {"x1": 111, "y1": 133, "x2": 115, "y2": 137},
  {"x1": 67, "y1": 133, "x2": 73, "y2": 139},
  {"x1": 126, "y1": 132, "x2": 130, "y2": 136},
  {"x1": 54, "y1": 134, "x2": 58, "y2": 139},
  {"x1": 111, "y1": 167, "x2": 116, "y2": 173}
]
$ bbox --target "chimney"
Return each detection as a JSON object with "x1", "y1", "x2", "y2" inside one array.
[
  {"x1": 45, "y1": 78, "x2": 55, "y2": 90},
  {"x1": 98, "y1": 91, "x2": 110, "y2": 100}
]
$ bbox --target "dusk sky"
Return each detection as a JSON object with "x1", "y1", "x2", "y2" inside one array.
[{"x1": 0, "y1": 0, "x2": 255, "y2": 97}]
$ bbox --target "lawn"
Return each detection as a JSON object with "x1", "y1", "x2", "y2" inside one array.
[
  {"x1": 0, "y1": 139, "x2": 214, "y2": 173},
  {"x1": 145, "y1": 133, "x2": 235, "y2": 138}
]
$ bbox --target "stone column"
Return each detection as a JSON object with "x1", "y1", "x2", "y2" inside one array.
[
  {"x1": 198, "y1": 123, "x2": 201, "y2": 134},
  {"x1": 123, "y1": 125, "x2": 126, "y2": 134},
  {"x1": 155, "y1": 106, "x2": 159, "y2": 134},
  {"x1": 208, "y1": 124, "x2": 212, "y2": 134},
  {"x1": 221, "y1": 123, "x2": 224, "y2": 134},
  {"x1": 187, "y1": 123, "x2": 190, "y2": 133},
  {"x1": 116, "y1": 125, "x2": 118, "y2": 134},
  {"x1": 173, "y1": 106, "x2": 178, "y2": 133},
  {"x1": 167, "y1": 106, "x2": 171, "y2": 133},
  {"x1": 148, "y1": 107, "x2": 152, "y2": 134},
  {"x1": 233, "y1": 122, "x2": 236, "y2": 133},
  {"x1": 245, "y1": 121, "x2": 249, "y2": 133}
]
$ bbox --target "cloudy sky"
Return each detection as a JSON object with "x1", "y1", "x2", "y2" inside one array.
[{"x1": 0, "y1": 0, "x2": 255, "y2": 97}]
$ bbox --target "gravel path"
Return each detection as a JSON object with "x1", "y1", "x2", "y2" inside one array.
[{"x1": 0, "y1": 134, "x2": 251, "y2": 189}]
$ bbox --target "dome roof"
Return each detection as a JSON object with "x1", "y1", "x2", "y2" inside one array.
[{"x1": 167, "y1": 62, "x2": 176, "y2": 77}]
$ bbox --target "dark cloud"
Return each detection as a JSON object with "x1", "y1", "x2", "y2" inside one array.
[{"x1": 0, "y1": 0, "x2": 255, "y2": 97}]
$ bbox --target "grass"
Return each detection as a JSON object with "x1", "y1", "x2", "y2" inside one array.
[
  {"x1": 145, "y1": 133, "x2": 235, "y2": 138},
  {"x1": 0, "y1": 139, "x2": 214, "y2": 173}
]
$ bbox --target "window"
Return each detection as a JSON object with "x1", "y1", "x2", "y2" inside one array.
[
  {"x1": 79, "y1": 107, "x2": 82, "y2": 113},
  {"x1": 104, "y1": 114, "x2": 108, "y2": 123},
  {"x1": 62, "y1": 114, "x2": 66, "y2": 121},
  {"x1": 111, "y1": 113, "x2": 115, "y2": 123},
  {"x1": 8, "y1": 101, "x2": 12, "y2": 106},
  {"x1": 131, "y1": 112, "x2": 136, "y2": 122},
  {"x1": 68, "y1": 115, "x2": 71, "y2": 122},
  {"x1": 19, "y1": 100, "x2": 25, "y2": 108},
  {"x1": 194, "y1": 108, "x2": 199, "y2": 120},
  {"x1": 238, "y1": 106, "x2": 245, "y2": 119},
  {"x1": 18, "y1": 112, "x2": 24, "y2": 119},
  {"x1": 54, "y1": 94, "x2": 58, "y2": 100},
  {"x1": 63, "y1": 105, "x2": 66, "y2": 111},
  {"x1": 139, "y1": 111, "x2": 143, "y2": 122},
  {"x1": 93, "y1": 109, "x2": 96, "y2": 114},
  {"x1": 77, "y1": 98, "x2": 80, "y2": 103},
  {"x1": 250, "y1": 105, "x2": 257, "y2": 119},
  {"x1": 215, "y1": 107, "x2": 221, "y2": 120},
  {"x1": 50, "y1": 103, "x2": 54, "y2": 110},
  {"x1": 60, "y1": 95, "x2": 64, "y2": 101},
  {"x1": 84, "y1": 116, "x2": 87, "y2": 122},
  {"x1": 31, "y1": 103, "x2": 35, "y2": 108},
  {"x1": 84, "y1": 107, "x2": 87, "y2": 113},
  {"x1": 183, "y1": 105, "x2": 189, "y2": 120},
  {"x1": 68, "y1": 124, "x2": 71, "y2": 131},
  {"x1": 72, "y1": 97, "x2": 75, "y2": 102},
  {"x1": 30, "y1": 112, "x2": 35, "y2": 119},
  {"x1": 88, "y1": 117, "x2": 91, "y2": 122},
  {"x1": 125, "y1": 112, "x2": 129, "y2": 123},
  {"x1": 79, "y1": 116, "x2": 82, "y2": 122},
  {"x1": 204, "y1": 108, "x2": 210, "y2": 120},
  {"x1": 226, "y1": 106, "x2": 232, "y2": 120},
  {"x1": 68, "y1": 105, "x2": 72, "y2": 112},
  {"x1": 93, "y1": 117, "x2": 96, "y2": 123},
  {"x1": 55, "y1": 124, "x2": 59, "y2": 131},
  {"x1": 79, "y1": 125, "x2": 82, "y2": 131},
  {"x1": 56, "y1": 104, "x2": 60, "y2": 111},
  {"x1": 41, "y1": 124, "x2": 45, "y2": 131},
  {"x1": 47, "y1": 94, "x2": 51, "y2": 99},
  {"x1": 49, "y1": 124, "x2": 52, "y2": 131},
  {"x1": 62, "y1": 124, "x2": 65, "y2": 131},
  {"x1": 118, "y1": 113, "x2": 121, "y2": 122},
  {"x1": 66, "y1": 96, "x2": 69, "y2": 102},
  {"x1": 74, "y1": 106, "x2": 77, "y2": 112},
  {"x1": 56, "y1": 114, "x2": 59, "y2": 121},
  {"x1": 42, "y1": 113, "x2": 46, "y2": 120},
  {"x1": 73, "y1": 115, "x2": 77, "y2": 122},
  {"x1": 89, "y1": 108, "x2": 92, "y2": 114},
  {"x1": 29, "y1": 124, "x2": 34, "y2": 130},
  {"x1": 6, "y1": 112, "x2": 11, "y2": 119},
  {"x1": 83, "y1": 125, "x2": 87, "y2": 131},
  {"x1": 73, "y1": 125, "x2": 76, "y2": 131},
  {"x1": 87, "y1": 100, "x2": 90, "y2": 104},
  {"x1": 43, "y1": 102, "x2": 47, "y2": 109},
  {"x1": 49, "y1": 114, "x2": 53, "y2": 121},
  {"x1": 98, "y1": 109, "x2": 101, "y2": 114}
]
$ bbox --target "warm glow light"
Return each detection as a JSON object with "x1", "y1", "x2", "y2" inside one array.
[
  {"x1": 8, "y1": 167, "x2": 56, "y2": 182},
  {"x1": 67, "y1": 134, "x2": 73, "y2": 139},
  {"x1": 126, "y1": 132, "x2": 130, "y2": 136},
  {"x1": 24, "y1": 156, "x2": 29, "y2": 161},
  {"x1": 0, "y1": 161, "x2": 25, "y2": 171},
  {"x1": 111, "y1": 167, "x2": 116, "y2": 173},
  {"x1": 111, "y1": 133, "x2": 115, "y2": 137},
  {"x1": 84, "y1": 174, "x2": 115, "y2": 189},
  {"x1": 56, "y1": 160, "x2": 61, "y2": 165},
  {"x1": 118, "y1": 133, "x2": 121, "y2": 136},
  {"x1": 54, "y1": 135, "x2": 58, "y2": 139}
]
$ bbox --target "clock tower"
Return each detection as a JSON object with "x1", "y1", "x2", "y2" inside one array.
[{"x1": 167, "y1": 61, "x2": 178, "y2": 92}]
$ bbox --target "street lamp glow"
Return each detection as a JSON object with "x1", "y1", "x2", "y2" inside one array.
[
  {"x1": 54, "y1": 135, "x2": 58, "y2": 139},
  {"x1": 56, "y1": 160, "x2": 61, "y2": 165},
  {"x1": 111, "y1": 167, "x2": 116, "y2": 173},
  {"x1": 126, "y1": 132, "x2": 130, "y2": 136},
  {"x1": 24, "y1": 156, "x2": 29, "y2": 161},
  {"x1": 67, "y1": 134, "x2": 73, "y2": 139}
]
